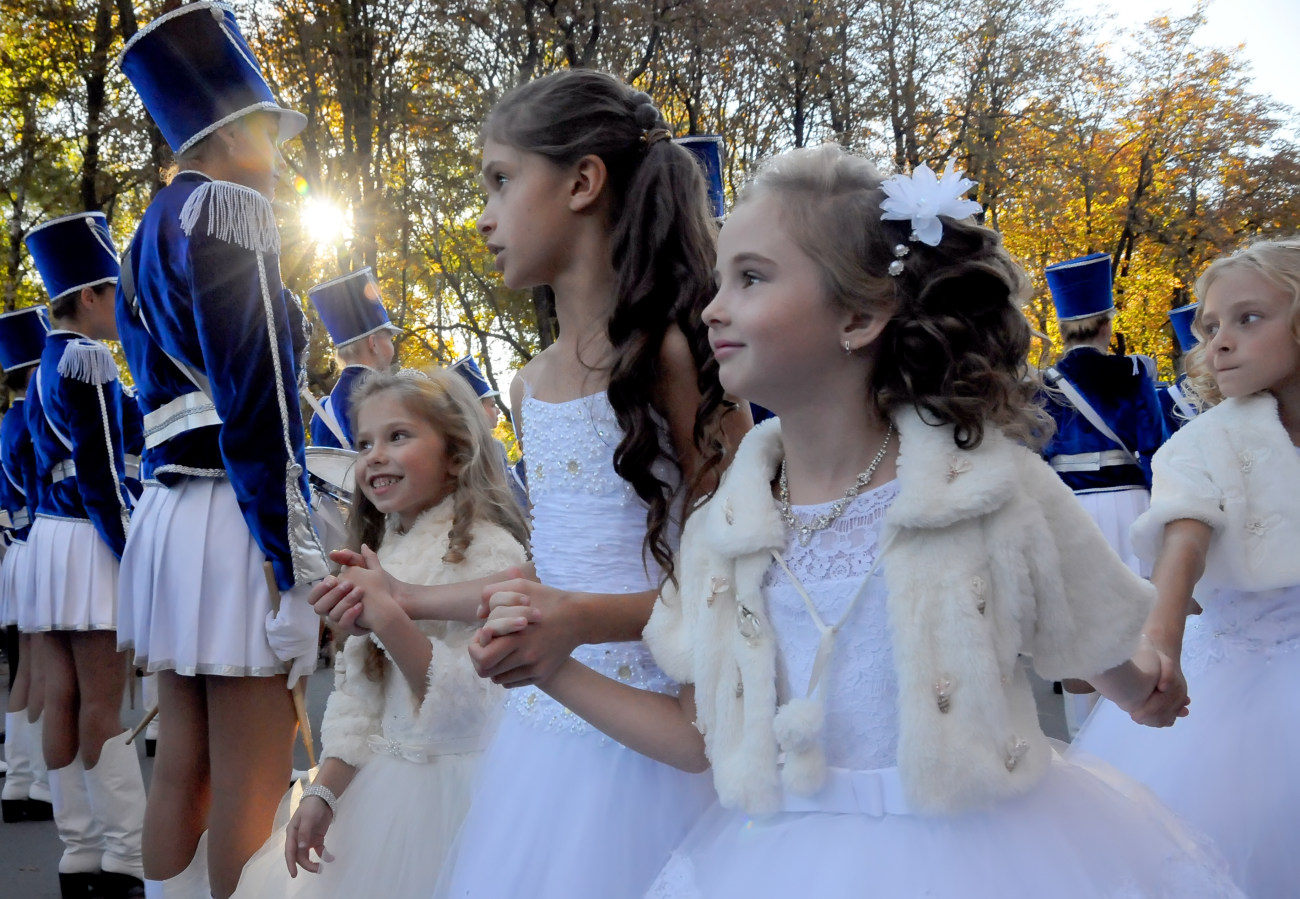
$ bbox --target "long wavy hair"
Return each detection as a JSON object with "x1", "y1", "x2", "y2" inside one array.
[
  {"x1": 346, "y1": 369, "x2": 531, "y2": 680},
  {"x1": 1183, "y1": 236, "x2": 1300, "y2": 410},
  {"x1": 738, "y1": 145, "x2": 1050, "y2": 449},
  {"x1": 482, "y1": 68, "x2": 730, "y2": 582}
]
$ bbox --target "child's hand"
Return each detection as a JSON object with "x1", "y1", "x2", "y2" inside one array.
[
  {"x1": 467, "y1": 578, "x2": 582, "y2": 687},
  {"x1": 312, "y1": 546, "x2": 397, "y2": 635},
  {"x1": 284, "y1": 795, "x2": 336, "y2": 876},
  {"x1": 1125, "y1": 638, "x2": 1190, "y2": 727}
]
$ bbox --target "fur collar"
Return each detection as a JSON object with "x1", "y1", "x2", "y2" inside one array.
[
  {"x1": 703, "y1": 409, "x2": 1020, "y2": 559},
  {"x1": 378, "y1": 496, "x2": 455, "y2": 585}
]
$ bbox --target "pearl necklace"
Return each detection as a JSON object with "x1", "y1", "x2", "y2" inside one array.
[{"x1": 778, "y1": 423, "x2": 894, "y2": 547}]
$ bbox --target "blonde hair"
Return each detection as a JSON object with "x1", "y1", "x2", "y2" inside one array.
[
  {"x1": 737, "y1": 144, "x2": 1049, "y2": 449},
  {"x1": 1184, "y1": 236, "x2": 1300, "y2": 409},
  {"x1": 345, "y1": 368, "x2": 531, "y2": 680}
]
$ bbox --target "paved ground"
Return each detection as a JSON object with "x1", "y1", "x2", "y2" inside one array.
[{"x1": 1, "y1": 649, "x2": 1071, "y2": 897}]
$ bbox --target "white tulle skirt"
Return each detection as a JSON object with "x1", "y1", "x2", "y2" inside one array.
[
  {"x1": 646, "y1": 754, "x2": 1243, "y2": 899},
  {"x1": 0, "y1": 539, "x2": 29, "y2": 627},
  {"x1": 1074, "y1": 585, "x2": 1300, "y2": 896},
  {"x1": 24, "y1": 516, "x2": 118, "y2": 631},
  {"x1": 117, "y1": 479, "x2": 294, "y2": 676},
  {"x1": 234, "y1": 751, "x2": 481, "y2": 899},
  {"x1": 1074, "y1": 486, "x2": 1150, "y2": 576},
  {"x1": 433, "y1": 709, "x2": 717, "y2": 899}
]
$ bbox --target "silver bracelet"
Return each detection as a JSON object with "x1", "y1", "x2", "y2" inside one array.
[{"x1": 301, "y1": 784, "x2": 338, "y2": 817}]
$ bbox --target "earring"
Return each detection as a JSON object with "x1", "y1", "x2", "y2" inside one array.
[{"x1": 843, "y1": 339, "x2": 853, "y2": 354}]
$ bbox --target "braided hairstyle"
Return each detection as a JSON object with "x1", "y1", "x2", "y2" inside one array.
[
  {"x1": 483, "y1": 69, "x2": 729, "y2": 582},
  {"x1": 738, "y1": 145, "x2": 1050, "y2": 449}
]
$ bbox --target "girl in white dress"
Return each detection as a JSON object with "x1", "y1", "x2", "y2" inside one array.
[
  {"x1": 1074, "y1": 238, "x2": 1300, "y2": 895},
  {"x1": 233, "y1": 368, "x2": 529, "y2": 899},
  {"x1": 310, "y1": 70, "x2": 744, "y2": 899},
  {"x1": 485, "y1": 145, "x2": 1243, "y2": 898}
]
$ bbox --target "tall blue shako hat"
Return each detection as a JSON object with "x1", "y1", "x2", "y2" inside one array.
[
  {"x1": 24, "y1": 211, "x2": 121, "y2": 303},
  {"x1": 118, "y1": 1, "x2": 306, "y2": 155},
  {"x1": 675, "y1": 135, "x2": 726, "y2": 220},
  {"x1": 1045, "y1": 252, "x2": 1114, "y2": 322},
  {"x1": 307, "y1": 268, "x2": 401, "y2": 348},
  {"x1": 1168, "y1": 303, "x2": 1198, "y2": 353},
  {"x1": 0, "y1": 307, "x2": 51, "y2": 372},
  {"x1": 450, "y1": 355, "x2": 498, "y2": 399}
]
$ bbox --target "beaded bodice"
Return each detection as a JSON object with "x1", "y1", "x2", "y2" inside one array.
[
  {"x1": 508, "y1": 384, "x2": 680, "y2": 733},
  {"x1": 764, "y1": 481, "x2": 901, "y2": 770}
]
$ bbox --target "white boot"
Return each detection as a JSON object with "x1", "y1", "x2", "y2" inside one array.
[
  {"x1": 143, "y1": 831, "x2": 209, "y2": 899},
  {"x1": 49, "y1": 755, "x2": 105, "y2": 895},
  {"x1": 2, "y1": 712, "x2": 52, "y2": 821},
  {"x1": 1063, "y1": 690, "x2": 1101, "y2": 739},
  {"x1": 84, "y1": 731, "x2": 147, "y2": 884}
]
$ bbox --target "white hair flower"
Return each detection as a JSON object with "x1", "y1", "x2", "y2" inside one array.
[{"x1": 879, "y1": 161, "x2": 983, "y2": 247}]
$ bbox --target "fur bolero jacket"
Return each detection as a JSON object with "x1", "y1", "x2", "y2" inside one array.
[
  {"x1": 320, "y1": 499, "x2": 528, "y2": 768},
  {"x1": 1132, "y1": 392, "x2": 1300, "y2": 592},
  {"x1": 645, "y1": 414, "x2": 1153, "y2": 816}
]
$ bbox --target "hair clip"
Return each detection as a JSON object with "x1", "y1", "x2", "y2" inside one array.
[
  {"x1": 888, "y1": 243, "x2": 911, "y2": 277},
  {"x1": 879, "y1": 162, "x2": 983, "y2": 277},
  {"x1": 395, "y1": 367, "x2": 430, "y2": 381},
  {"x1": 641, "y1": 127, "x2": 673, "y2": 147}
]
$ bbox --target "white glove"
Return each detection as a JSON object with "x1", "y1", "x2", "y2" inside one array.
[{"x1": 265, "y1": 582, "x2": 321, "y2": 688}]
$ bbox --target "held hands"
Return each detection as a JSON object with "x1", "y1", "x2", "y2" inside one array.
[
  {"x1": 284, "y1": 795, "x2": 335, "y2": 877},
  {"x1": 1123, "y1": 636, "x2": 1190, "y2": 728},
  {"x1": 469, "y1": 574, "x2": 580, "y2": 688},
  {"x1": 308, "y1": 546, "x2": 400, "y2": 636}
]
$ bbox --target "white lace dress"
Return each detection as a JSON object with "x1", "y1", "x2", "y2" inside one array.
[
  {"x1": 433, "y1": 387, "x2": 715, "y2": 899},
  {"x1": 647, "y1": 484, "x2": 1244, "y2": 899},
  {"x1": 1074, "y1": 458, "x2": 1300, "y2": 897}
]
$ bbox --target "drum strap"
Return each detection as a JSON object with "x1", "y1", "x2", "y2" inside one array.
[{"x1": 1044, "y1": 367, "x2": 1138, "y2": 465}]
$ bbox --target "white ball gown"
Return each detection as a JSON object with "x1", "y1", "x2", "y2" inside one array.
[
  {"x1": 433, "y1": 386, "x2": 715, "y2": 899},
  {"x1": 646, "y1": 485, "x2": 1244, "y2": 899}
]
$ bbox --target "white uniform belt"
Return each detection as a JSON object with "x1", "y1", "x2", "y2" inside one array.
[
  {"x1": 779, "y1": 764, "x2": 912, "y2": 816},
  {"x1": 51, "y1": 459, "x2": 76, "y2": 483},
  {"x1": 125, "y1": 454, "x2": 141, "y2": 480},
  {"x1": 143, "y1": 393, "x2": 223, "y2": 449},
  {"x1": 1048, "y1": 450, "x2": 1135, "y2": 472},
  {"x1": 12, "y1": 507, "x2": 29, "y2": 529}
]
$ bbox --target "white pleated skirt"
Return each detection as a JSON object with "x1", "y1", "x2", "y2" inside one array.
[
  {"x1": 1074, "y1": 486, "x2": 1150, "y2": 577},
  {"x1": 24, "y1": 516, "x2": 118, "y2": 632},
  {"x1": 118, "y1": 478, "x2": 293, "y2": 677},
  {"x1": 0, "y1": 539, "x2": 27, "y2": 626}
]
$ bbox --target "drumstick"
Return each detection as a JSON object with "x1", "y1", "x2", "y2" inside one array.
[
  {"x1": 263, "y1": 562, "x2": 318, "y2": 769},
  {"x1": 126, "y1": 705, "x2": 158, "y2": 746}
]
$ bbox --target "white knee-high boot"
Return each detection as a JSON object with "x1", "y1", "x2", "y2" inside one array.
[
  {"x1": 2, "y1": 713, "x2": 53, "y2": 821},
  {"x1": 143, "y1": 831, "x2": 209, "y2": 899},
  {"x1": 49, "y1": 754, "x2": 105, "y2": 895},
  {"x1": 83, "y1": 730, "x2": 147, "y2": 885}
]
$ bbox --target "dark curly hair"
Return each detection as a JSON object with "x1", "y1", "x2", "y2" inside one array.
[
  {"x1": 483, "y1": 69, "x2": 730, "y2": 581},
  {"x1": 739, "y1": 145, "x2": 1049, "y2": 449}
]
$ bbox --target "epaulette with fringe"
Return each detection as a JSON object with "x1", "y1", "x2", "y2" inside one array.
[
  {"x1": 178, "y1": 180, "x2": 281, "y2": 255},
  {"x1": 57, "y1": 339, "x2": 120, "y2": 386}
]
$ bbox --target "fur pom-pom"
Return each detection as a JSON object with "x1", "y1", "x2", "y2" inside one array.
[
  {"x1": 773, "y1": 698, "x2": 823, "y2": 752},
  {"x1": 179, "y1": 180, "x2": 281, "y2": 254},
  {"x1": 57, "y1": 339, "x2": 119, "y2": 386},
  {"x1": 780, "y1": 744, "x2": 828, "y2": 797}
]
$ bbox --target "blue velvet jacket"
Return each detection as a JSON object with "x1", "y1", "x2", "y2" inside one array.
[
  {"x1": 28, "y1": 331, "x2": 133, "y2": 558},
  {"x1": 1040, "y1": 346, "x2": 1168, "y2": 493},
  {"x1": 119, "y1": 383, "x2": 145, "y2": 497},
  {"x1": 309, "y1": 364, "x2": 372, "y2": 450},
  {"x1": 116, "y1": 171, "x2": 327, "y2": 590},
  {"x1": 0, "y1": 396, "x2": 39, "y2": 542}
]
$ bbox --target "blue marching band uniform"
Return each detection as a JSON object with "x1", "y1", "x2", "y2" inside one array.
[
  {"x1": 1039, "y1": 252, "x2": 1170, "y2": 735},
  {"x1": 1158, "y1": 302, "x2": 1200, "y2": 433},
  {"x1": 306, "y1": 267, "x2": 401, "y2": 450},
  {"x1": 0, "y1": 307, "x2": 57, "y2": 828}
]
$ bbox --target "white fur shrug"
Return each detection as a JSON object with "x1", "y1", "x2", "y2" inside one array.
[
  {"x1": 319, "y1": 499, "x2": 528, "y2": 768},
  {"x1": 645, "y1": 414, "x2": 1153, "y2": 816},
  {"x1": 1132, "y1": 393, "x2": 1300, "y2": 591}
]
